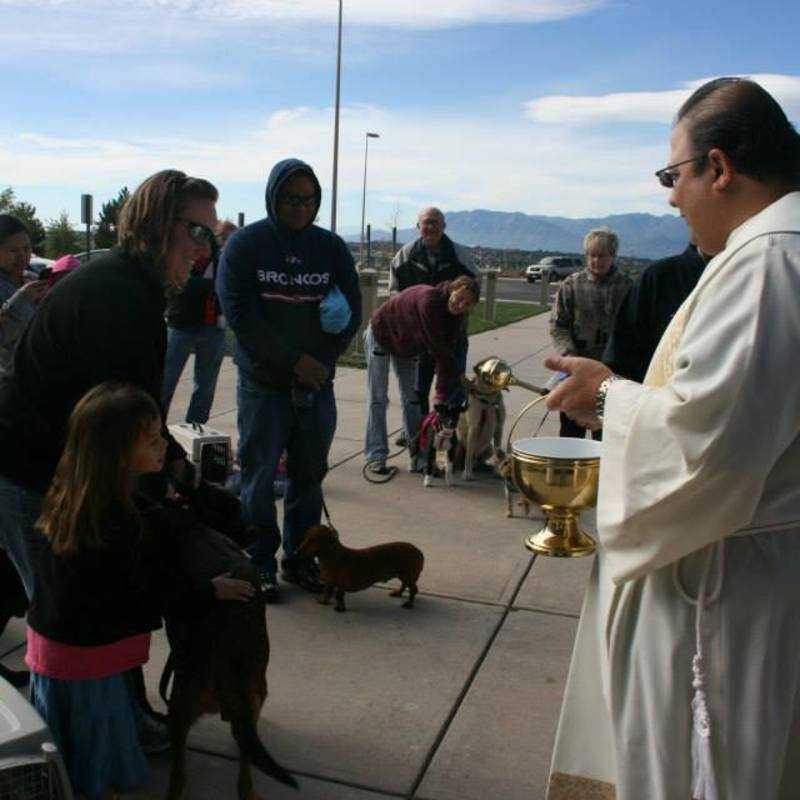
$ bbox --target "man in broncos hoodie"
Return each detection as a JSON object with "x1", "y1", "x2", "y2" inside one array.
[{"x1": 217, "y1": 159, "x2": 361, "y2": 601}]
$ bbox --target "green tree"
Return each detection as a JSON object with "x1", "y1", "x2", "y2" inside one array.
[
  {"x1": 0, "y1": 187, "x2": 47, "y2": 254},
  {"x1": 94, "y1": 186, "x2": 130, "y2": 248},
  {"x1": 45, "y1": 211, "x2": 81, "y2": 259}
]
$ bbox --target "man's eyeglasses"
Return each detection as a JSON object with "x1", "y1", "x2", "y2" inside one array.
[
  {"x1": 655, "y1": 155, "x2": 707, "y2": 188},
  {"x1": 279, "y1": 194, "x2": 316, "y2": 208},
  {"x1": 177, "y1": 218, "x2": 215, "y2": 247}
]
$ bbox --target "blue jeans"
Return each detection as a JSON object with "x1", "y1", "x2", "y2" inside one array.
[
  {"x1": 161, "y1": 325, "x2": 226, "y2": 424},
  {"x1": 363, "y1": 325, "x2": 421, "y2": 465},
  {"x1": 0, "y1": 475, "x2": 45, "y2": 599},
  {"x1": 237, "y1": 374, "x2": 337, "y2": 577}
]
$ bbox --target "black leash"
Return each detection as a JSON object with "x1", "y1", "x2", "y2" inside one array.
[{"x1": 362, "y1": 426, "x2": 424, "y2": 484}]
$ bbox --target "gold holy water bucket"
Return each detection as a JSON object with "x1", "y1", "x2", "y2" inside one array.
[{"x1": 476, "y1": 356, "x2": 601, "y2": 558}]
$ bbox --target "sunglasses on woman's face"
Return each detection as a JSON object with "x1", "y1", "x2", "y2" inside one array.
[{"x1": 177, "y1": 218, "x2": 215, "y2": 246}]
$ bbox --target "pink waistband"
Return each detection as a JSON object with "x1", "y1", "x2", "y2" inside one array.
[{"x1": 26, "y1": 627, "x2": 151, "y2": 681}]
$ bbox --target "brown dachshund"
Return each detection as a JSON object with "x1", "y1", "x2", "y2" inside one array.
[
  {"x1": 296, "y1": 524, "x2": 424, "y2": 612},
  {"x1": 161, "y1": 552, "x2": 298, "y2": 800}
]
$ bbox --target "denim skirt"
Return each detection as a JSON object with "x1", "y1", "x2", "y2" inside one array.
[{"x1": 29, "y1": 671, "x2": 148, "y2": 799}]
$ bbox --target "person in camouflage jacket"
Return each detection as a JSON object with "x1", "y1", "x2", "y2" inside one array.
[{"x1": 549, "y1": 227, "x2": 632, "y2": 439}]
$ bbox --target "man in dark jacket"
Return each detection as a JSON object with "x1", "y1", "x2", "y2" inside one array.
[
  {"x1": 217, "y1": 158, "x2": 361, "y2": 601},
  {"x1": 389, "y1": 207, "x2": 476, "y2": 419},
  {"x1": 602, "y1": 243, "x2": 710, "y2": 382},
  {"x1": 161, "y1": 220, "x2": 237, "y2": 423}
]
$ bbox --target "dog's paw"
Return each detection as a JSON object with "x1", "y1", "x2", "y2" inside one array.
[
  {"x1": 423, "y1": 474, "x2": 434, "y2": 488},
  {"x1": 401, "y1": 600, "x2": 414, "y2": 609},
  {"x1": 334, "y1": 604, "x2": 346, "y2": 613},
  {"x1": 506, "y1": 510, "x2": 513, "y2": 518},
  {"x1": 462, "y1": 470, "x2": 473, "y2": 481}
]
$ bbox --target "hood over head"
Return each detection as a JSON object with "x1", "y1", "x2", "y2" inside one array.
[{"x1": 265, "y1": 158, "x2": 322, "y2": 231}]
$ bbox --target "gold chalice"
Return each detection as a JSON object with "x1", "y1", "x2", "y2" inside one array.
[{"x1": 505, "y1": 390, "x2": 601, "y2": 558}]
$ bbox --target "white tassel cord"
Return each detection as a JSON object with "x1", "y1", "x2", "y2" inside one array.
[{"x1": 673, "y1": 542, "x2": 725, "y2": 800}]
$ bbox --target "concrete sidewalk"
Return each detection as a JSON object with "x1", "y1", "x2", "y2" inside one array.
[{"x1": 0, "y1": 310, "x2": 596, "y2": 800}]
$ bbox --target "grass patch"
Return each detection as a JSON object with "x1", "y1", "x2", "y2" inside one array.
[
  {"x1": 467, "y1": 299, "x2": 547, "y2": 335},
  {"x1": 339, "y1": 300, "x2": 547, "y2": 369}
]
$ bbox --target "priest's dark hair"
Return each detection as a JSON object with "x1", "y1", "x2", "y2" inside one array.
[{"x1": 677, "y1": 77, "x2": 800, "y2": 187}]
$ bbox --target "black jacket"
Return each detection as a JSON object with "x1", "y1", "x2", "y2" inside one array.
[
  {"x1": 166, "y1": 261, "x2": 219, "y2": 329},
  {"x1": 27, "y1": 500, "x2": 164, "y2": 647},
  {"x1": 603, "y1": 245, "x2": 706, "y2": 382},
  {"x1": 0, "y1": 246, "x2": 184, "y2": 493}
]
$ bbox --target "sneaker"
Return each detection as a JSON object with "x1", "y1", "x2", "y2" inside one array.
[
  {"x1": 366, "y1": 461, "x2": 391, "y2": 476},
  {"x1": 258, "y1": 570, "x2": 281, "y2": 603},
  {"x1": 137, "y1": 711, "x2": 170, "y2": 755},
  {"x1": 281, "y1": 560, "x2": 325, "y2": 594},
  {"x1": 394, "y1": 433, "x2": 407, "y2": 448}
]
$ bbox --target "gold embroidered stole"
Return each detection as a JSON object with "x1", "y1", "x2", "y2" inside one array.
[{"x1": 642, "y1": 301, "x2": 691, "y2": 389}]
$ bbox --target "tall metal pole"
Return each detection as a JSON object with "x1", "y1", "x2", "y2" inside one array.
[
  {"x1": 359, "y1": 132, "x2": 379, "y2": 267},
  {"x1": 330, "y1": 0, "x2": 343, "y2": 233}
]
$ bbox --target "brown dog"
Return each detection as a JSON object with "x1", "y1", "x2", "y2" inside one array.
[
  {"x1": 457, "y1": 373, "x2": 506, "y2": 481},
  {"x1": 161, "y1": 541, "x2": 298, "y2": 800},
  {"x1": 296, "y1": 524, "x2": 424, "y2": 612}
]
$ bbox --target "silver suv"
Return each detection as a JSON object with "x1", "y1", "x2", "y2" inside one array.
[{"x1": 525, "y1": 256, "x2": 583, "y2": 283}]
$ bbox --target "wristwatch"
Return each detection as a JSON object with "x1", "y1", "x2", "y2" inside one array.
[{"x1": 595, "y1": 375, "x2": 620, "y2": 423}]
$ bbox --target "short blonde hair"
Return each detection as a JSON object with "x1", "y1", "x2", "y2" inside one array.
[{"x1": 583, "y1": 227, "x2": 618, "y2": 257}]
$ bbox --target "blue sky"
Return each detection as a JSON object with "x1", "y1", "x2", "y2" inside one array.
[{"x1": 2, "y1": 0, "x2": 799, "y2": 235}]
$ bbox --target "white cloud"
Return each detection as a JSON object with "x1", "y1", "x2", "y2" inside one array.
[
  {"x1": 524, "y1": 74, "x2": 800, "y2": 125},
  {"x1": 1, "y1": 103, "x2": 675, "y2": 227},
  {"x1": 0, "y1": 0, "x2": 606, "y2": 28}
]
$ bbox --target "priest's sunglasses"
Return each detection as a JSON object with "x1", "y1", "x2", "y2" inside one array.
[
  {"x1": 655, "y1": 154, "x2": 707, "y2": 188},
  {"x1": 177, "y1": 218, "x2": 215, "y2": 247},
  {"x1": 279, "y1": 193, "x2": 317, "y2": 208}
]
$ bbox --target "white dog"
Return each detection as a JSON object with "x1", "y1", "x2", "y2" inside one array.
[{"x1": 457, "y1": 373, "x2": 506, "y2": 481}]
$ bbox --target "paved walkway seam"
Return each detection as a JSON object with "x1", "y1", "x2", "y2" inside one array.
[{"x1": 405, "y1": 554, "x2": 538, "y2": 799}]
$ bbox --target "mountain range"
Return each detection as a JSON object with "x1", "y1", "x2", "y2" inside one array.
[{"x1": 346, "y1": 209, "x2": 689, "y2": 260}]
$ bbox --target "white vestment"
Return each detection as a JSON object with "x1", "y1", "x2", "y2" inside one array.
[{"x1": 547, "y1": 192, "x2": 800, "y2": 800}]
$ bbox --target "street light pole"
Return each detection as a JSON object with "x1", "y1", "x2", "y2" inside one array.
[
  {"x1": 330, "y1": 0, "x2": 343, "y2": 233},
  {"x1": 360, "y1": 131, "x2": 379, "y2": 267}
]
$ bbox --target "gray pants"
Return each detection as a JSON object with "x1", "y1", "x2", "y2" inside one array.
[
  {"x1": 363, "y1": 325, "x2": 421, "y2": 465},
  {"x1": 0, "y1": 475, "x2": 44, "y2": 599}
]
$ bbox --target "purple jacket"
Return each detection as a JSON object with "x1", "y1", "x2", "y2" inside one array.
[{"x1": 370, "y1": 283, "x2": 464, "y2": 402}]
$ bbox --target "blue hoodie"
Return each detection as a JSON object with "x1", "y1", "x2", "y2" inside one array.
[{"x1": 216, "y1": 159, "x2": 361, "y2": 389}]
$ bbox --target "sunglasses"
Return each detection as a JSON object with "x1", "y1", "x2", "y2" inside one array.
[
  {"x1": 655, "y1": 154, "x2": 707, "y2": 188},
  {"x1": 279, "y1": 194, "x2": 316, "y2": 208},
  {"x1": 177, "y1": 218, "x2": 216, "y2": 246}
]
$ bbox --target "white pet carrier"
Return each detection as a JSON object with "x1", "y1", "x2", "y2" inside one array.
[
  {"x1": 0, "y1": 675, "x2": 74, "y2": 800},
  {"x1": 168, "y1": 422, "x2": 232, "y2": 486}
]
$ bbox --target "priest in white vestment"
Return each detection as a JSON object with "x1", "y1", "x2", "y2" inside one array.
[{"x1": 543, "y1": 78, "x2": 800, "y2": 800}]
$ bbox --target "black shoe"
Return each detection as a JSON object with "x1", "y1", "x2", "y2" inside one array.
[
  {"x1": 281, "y1": 560, "x2": 325, "y2": 594},
  {"x1": 394, "y1": 433, "x2": 407, "y2": 448},
  {"x1": 257, "y1": 569, "x2": 281, "y2": 603},
  {"x1": 366, "y1": 461, "x2": 392, "y2": 476}
]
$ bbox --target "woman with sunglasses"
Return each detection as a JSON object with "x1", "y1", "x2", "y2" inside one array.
[{"x1": 0, "y1": 173, "x2": 219, "y2": 747}]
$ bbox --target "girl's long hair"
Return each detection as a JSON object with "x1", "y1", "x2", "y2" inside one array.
[{"x1": 37, "y1": 382, "x2": 161, "y2": 555}]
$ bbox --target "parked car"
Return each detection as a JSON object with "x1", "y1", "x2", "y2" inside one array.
[{"x1": 525, "y1": 256, "x2": 583, "y2": 283}]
